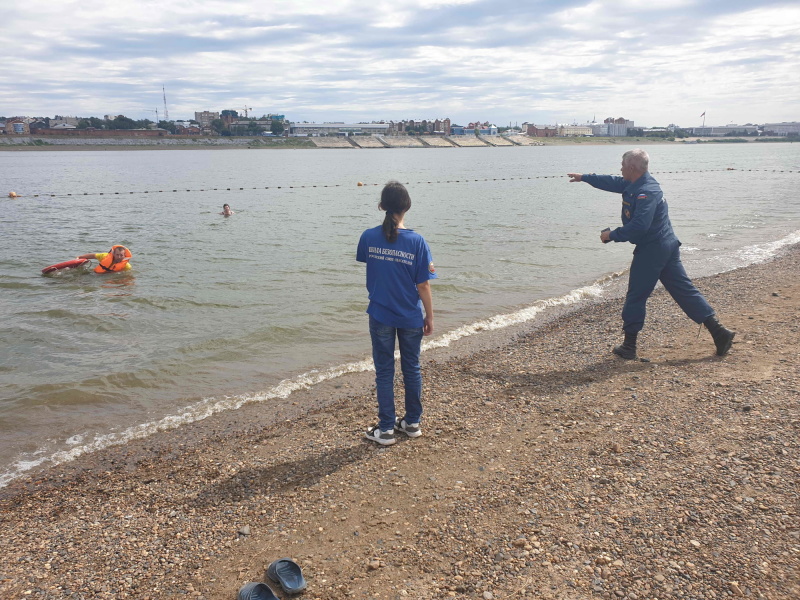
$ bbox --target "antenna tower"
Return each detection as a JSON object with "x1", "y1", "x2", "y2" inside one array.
[{"x1": 162, "y1": 85, "x2": 169, "y2": 121}]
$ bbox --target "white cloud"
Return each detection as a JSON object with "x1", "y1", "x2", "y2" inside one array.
[{"x1": 1, "y1": 0, "x2": 797, "y2": 126}]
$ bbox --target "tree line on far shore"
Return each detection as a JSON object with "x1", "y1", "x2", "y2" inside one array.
[{"x1": 13, "y1": 113, "x2": 285, "y2": 137}]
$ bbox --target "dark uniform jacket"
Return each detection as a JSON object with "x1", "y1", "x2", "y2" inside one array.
[{"x1": 582, "y1": 172, "x2": 678, "y2": 247}]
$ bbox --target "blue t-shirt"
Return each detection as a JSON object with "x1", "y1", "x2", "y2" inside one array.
[{"x1": 356, "y1": 226, "x2": 437, "y2": 328}]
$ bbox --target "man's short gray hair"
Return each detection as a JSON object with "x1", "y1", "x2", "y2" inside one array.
[{"x1": 622, "y1": 148, "x2": 649, "y2": 173}]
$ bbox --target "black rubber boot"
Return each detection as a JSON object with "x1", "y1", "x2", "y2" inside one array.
[
  {"x1": 613, "y1": 332, "x2": 638, "y2": 360},
  {"x1": 704, "y1": 316, "x2": 735, "y2": 356}
]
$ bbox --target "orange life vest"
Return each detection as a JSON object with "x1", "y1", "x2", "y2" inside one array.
[{"x1": 94, "y1": 245, "x2": 132, "y2": 273}]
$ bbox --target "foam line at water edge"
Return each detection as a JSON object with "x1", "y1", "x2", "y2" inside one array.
[
  {"x1": 422, "y1": 270, "x2": 624, "y2": 351},
  {"x1": 695, "y1": 229, "x2": 800, "y2": 276},
  {"x1": 0, "y1": 358, "x2": 374, "y2": 488},
  {"x1": 727, "y1": 229, "x2": 800, "y2": 268}
]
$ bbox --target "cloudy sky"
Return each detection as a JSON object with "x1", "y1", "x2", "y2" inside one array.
[{"x1": 2, "y1": 0, "x2": 798, "y2": 127}]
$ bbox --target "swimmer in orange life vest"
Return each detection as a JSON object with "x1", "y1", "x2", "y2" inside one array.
[{"x1": 78, "y1": 245, "x2": 132, "y2": 273}]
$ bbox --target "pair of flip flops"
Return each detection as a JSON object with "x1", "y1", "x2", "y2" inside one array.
[{"x1": 238, "y1": 558, "x2": 307, "y2": 598}]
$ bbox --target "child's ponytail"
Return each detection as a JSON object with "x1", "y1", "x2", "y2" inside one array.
[
  {"x1": 380, "y1": 181, "x2": 411, "y2": 243},
  {"x1": 382, "y1": 211, "x2": 399, "y2": 243}
]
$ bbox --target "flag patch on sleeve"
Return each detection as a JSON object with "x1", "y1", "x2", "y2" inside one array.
[{"x1": 637, "y1": 193, "x2": 647, "y2": 199}]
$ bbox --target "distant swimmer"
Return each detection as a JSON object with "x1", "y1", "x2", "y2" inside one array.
[
  {"x1": 568, "y1": 148, "x2": 735, "y2": 360},
  {"x1": 78, "y1": 245, "x2": 132, "y2": 273},
  {"x1": 220, "y1": 203, "x2": 235, "y2": 216}
]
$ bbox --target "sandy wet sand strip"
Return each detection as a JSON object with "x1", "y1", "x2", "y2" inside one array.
[{"x1": 1, "y1": 245, "x2": 798, "y2": 600}]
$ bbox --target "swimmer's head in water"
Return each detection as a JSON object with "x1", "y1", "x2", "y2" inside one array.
[{"x1": 111, "y1": 246, "x2": 128, "y2": 262}]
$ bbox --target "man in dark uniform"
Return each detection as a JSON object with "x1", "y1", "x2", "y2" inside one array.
[{"x1": 567, "y1": 148, "x2": 734, "y2": 359}]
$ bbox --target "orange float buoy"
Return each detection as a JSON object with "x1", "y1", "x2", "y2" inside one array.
[
  {"x1": 357, "y1": 182, "x2": 364, "y2": 187},
  {"x1": 8, "y1": 191, "x2": 18, "y2": 198}
]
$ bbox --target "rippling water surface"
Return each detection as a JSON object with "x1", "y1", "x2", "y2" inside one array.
[{"x1": 1, "y1": 142, "x2": 799, "y2": 485}]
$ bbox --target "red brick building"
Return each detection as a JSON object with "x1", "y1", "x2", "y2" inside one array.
[
  {"x1": 526, "y1": 124, "x2": 557, "y2": 137},
  {"x1": 31, "y1": 128, "x2": 167, "y2": 137}
]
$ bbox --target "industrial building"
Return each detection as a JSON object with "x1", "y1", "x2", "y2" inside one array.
[{"x1": 289, "y1": 123, "x2": 392, "y2": 136}]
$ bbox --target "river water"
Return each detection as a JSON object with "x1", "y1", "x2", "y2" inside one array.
[{"x1": 1, "y1": 142, "x2": 799, "y2": 486}]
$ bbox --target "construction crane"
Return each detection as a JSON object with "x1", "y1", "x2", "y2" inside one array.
[
  {"x1": 162, "y1": 85, "x2": 169, "y2": 121},
  {"x1": 143, "y1": 108, "x2": 159, "y2": 126},
  {"x1": 241, "y1": 106, "x2": 252, "y2": 118}
]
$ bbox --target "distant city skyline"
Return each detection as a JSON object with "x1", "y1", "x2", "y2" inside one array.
[
  {"x1": 2, "y1": 1, "x2": 799, "y2": 127},
  {"x1": 4, "y1": 111, "x2": 790, "y2": 130}
]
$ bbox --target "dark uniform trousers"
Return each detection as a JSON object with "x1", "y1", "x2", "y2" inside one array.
[{"x1": 624, "y1": 239, "x2": 714, "y2": 334}]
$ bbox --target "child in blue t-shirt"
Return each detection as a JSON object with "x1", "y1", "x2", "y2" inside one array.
[{"x1": 356, "y1": 181, "x2": 437, "y2": 446}]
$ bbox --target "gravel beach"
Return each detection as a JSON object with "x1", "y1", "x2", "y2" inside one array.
[{"x1": 1, "y1": 245, "x2": 798, "y2": 600}]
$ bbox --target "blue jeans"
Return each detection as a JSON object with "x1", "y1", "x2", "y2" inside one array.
[{"x1": 369, "y1": 315, "x2": 424, "y2": 431}]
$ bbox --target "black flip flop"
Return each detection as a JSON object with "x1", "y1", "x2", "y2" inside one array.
[
  {"x1": 237, "y1": 581, "x2": 279, "y2": 600},
  {"x1": 266, "y1": 557, "x2": 307, "y2": 594}
]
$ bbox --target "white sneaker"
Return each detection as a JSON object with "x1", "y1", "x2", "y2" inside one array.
[
  {"x1": 395, "y1": 418, "x2": 422, "y2": 438},
  {"x1": 365, "y1": 425, "x2": 396, "y2": 446}
]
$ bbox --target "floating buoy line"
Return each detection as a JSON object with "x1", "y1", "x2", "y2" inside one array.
[{"x1": 11, "y1": 168, "x2": 799, "y2": 199}]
